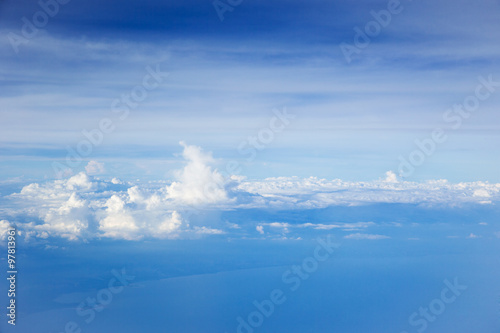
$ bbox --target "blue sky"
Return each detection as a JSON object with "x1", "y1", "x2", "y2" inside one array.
[
  {"x1": 1, "y1": 0, "x2": 500, "y2": 182},
  {"x1": 1, "y1": 0, "x2": 500, "y2": 332}
]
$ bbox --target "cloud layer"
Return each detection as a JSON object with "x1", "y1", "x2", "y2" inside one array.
[{"x1": 1, "y1": 143, "x2": 499, "y2": 242}]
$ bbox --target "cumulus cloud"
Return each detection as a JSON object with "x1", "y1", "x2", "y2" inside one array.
[
  {"x1": 17, "y1": 172, "x2": 96, "y2": 201},
  {"x1": 165, "y1": 142, "x2": 229, "y2": 205},
  {"x1": 85, "y1": 160, "x2": 105, "y2": 175},
  {"x1": 156, "y1": 211, "x2": 183, "y2": 235},
  {"x1": 111, "y1": 178, "x2": 122, "y2": 184},
  {"x1": 40, "y1": 193, "x2": 89, "y2": 240},
  {"x1": 98, "y1": 193, "x2": 185, "y2": 240},
  {"x1": 99, "y1": 195, "x2": 139, "y2": 240},
  {"x1": 65, "y1": 172, "x2": 97, "y2": 191},
  {"x1": 384, "y1": 171, "x2": 398, "y2": 183}
]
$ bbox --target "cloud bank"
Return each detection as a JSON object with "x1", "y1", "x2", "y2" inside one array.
[{"x1": 1, "y1": 143, "x2": 499, "y2": 242}]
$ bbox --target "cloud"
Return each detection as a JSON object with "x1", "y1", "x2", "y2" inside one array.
[
  {"x1": 384, "y1": 171, "x2": 398, "y2": 183},
  {"x1": 111, "y1": 178, "x2": 123, "y2": 185},
  {"x1": 473, "y1": 189, "x2": 490, "y2": 198},
  {"x1": 99, "y1": 193, "x2": 184, "y2": 240},
  {"x1": 99, "y1": 195, "x2": 140, "y2": 240},
  {"x1": 165, "y1": 142, "x2": 229, "y2": 205},
  {"x1": 65, "y1": 172, "x2": 96, "y2": 191},
  {"x1": 256, "y1": 225, "x2": 264, "y2": 234},
  {"x1": 17, "y1": 172, "x2": 96, "y2": 201},
  {"x1": 3, "y1": 144, "x2": 500, "y2": 242},
  {"x1": 39, "y1": 193, "x2": 89, "y2": 240},
  {"x1": 155, "y1": 211, "x2": 183, "y2": 238},
  {"x1": 264, "y1": 222, "x2": 375, "y2": 231},
  {"x1": 194, "y1": 226, "x2": 225, "y2": 235},
  {"x1": 85, "y1": 161, "x2": 105, "y2": 175},
  {"x1": 0, "y1": 220, "x2": 12, "y2": 241},
  {"x1": 344, "y1": 233, "x2": 390, "y2": 240},
  {"x1": 237, "y1": 177, "x2": 500, "y2": 208},
  {"x1": 2, "y1": 144, "x2": 236, "y2": 241}
]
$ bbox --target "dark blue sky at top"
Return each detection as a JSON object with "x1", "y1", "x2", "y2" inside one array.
[
  {"x1": 1, "y1": 0, "x2": 500, "y2": 181},
  {"x1": 1, "y1": 0, "x2": 364, "y2": 43}
]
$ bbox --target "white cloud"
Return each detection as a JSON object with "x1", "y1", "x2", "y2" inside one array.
[
  {"x1": 65, "y1": 172, "x2": 96, "y2": 191},
  {"x1": 467, "y1": 233, "x2": 480, "y2": 239},
  {"x1": 384, "y1": 171, "x2": 398, "y2": 183},
  {"x1": 99, "y1": 195, "x2": 140, "y2": 240},
  {"x1": 226, "y1": 222, "x2": 241, "y2": 229},
  {"x1": 473, "y1": 189, "x2": 490, "y2": 198},
  {"x1": 256, "y1": 225, "x2": 264, "y2": 234},
  {"x1": 39, "y1": 193, "x2": 89, "y2": 240},
  {"x1": 0, "y1": 220, "x2": 12, "y2": 241},
  {"x1": 344, "y1": 233, "x2": 390, "y2": 240},
  {"x1": 264, "y1": 221, "x2": 374, "y2": 231},
  {"x1": 267, "y1": 222, "x2": 291, "y2": 228},
  {"x1": 165, "y1": 142, "x2": 229, "y2": 205},
  {"x1": 194, "y1": 226, "x2": 225, "y2": 235},
  {"x1": 85, "y1": 160, "x2": 105, "y2": 175},
  {"x1": 237, "y1": 176, "x2": 500, "y2": 208},
  {"x1": 304, "y1": 222, "x2": 375, "y2": 230},
  {"x1": 3, "y1": 144, "x2": 500, "y2": 242},
  {"x1": 111, "y1": 178, "x2": 122, "y2": 184},
  {"x1": 155, "y1": 211, "x2": 183, "y2": 237}
]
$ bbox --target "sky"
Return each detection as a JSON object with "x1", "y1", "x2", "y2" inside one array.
[
  {"x1": 1, "y1": 0, "x2": 500, "y2": 182},
  {"x1": 1, "y1": 0, "x2": 500, "y2": 332}
]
